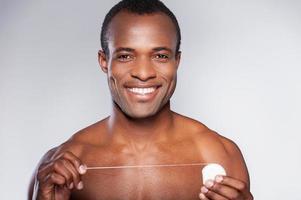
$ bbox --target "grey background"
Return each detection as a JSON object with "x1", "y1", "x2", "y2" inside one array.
[{"x1": 1, "y1": 0, "x2": 301, "y2": 199}]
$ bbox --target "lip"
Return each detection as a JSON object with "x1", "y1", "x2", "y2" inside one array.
[
  {"x1": 125, "y1": 85, "x2": 161, "y2": 102},
  {"x1": 124, "y1": 83, "x2": 162, "y2": 88}
]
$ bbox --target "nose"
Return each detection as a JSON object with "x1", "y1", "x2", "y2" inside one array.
[{"x1": 130, "y1": 57, "x2": 156, "y2": 81}]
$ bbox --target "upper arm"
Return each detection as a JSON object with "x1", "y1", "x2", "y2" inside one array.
[
  {"x1": 195, "y1": 128, "x2": 250, "y2": 188},
  {"x1": 27, "y1": 140, "x2": 84, "y2": 199},
  {"x1": 28, "y1": 172, "x2": 35, "y2": 200},
  {"x1": 221, "y1": 137, "x2": 250, "y2": 187},
  {"x1": 27, "y1": 148, "x2": 58, "y2": 200}
]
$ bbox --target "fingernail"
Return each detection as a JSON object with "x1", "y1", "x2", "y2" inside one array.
[
  {"x1": 199, "y1": 193, "x2": 206, "y2": 199},
  {"x1": 201, "y1": 186, "x2": 208, "y2": 193},
  {"x1": 215, "y1": 175, "x2": 223, "y2": 183},
  {"x1": 79, "y1": 165, "x2": 87, "y2": 174},
  {"x1": 77, "y1": 181, "x2": 84, "y2": 190},
  {"x1": 205, "y1": 180, "x2": 214, "y2": 188},
  {"x1": 68, "y1": 182, "x2": 74, "y2": 189}
]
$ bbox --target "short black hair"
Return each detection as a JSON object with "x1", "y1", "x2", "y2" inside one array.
[{"x1": 100, "y1": 0, "x2": 181, "y2": 56}]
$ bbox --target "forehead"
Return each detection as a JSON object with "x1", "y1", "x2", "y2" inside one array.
[{"x1": 106, "y1": 11, "x2": 178, "y2": 52}]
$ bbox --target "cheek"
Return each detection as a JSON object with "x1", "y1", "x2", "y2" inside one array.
[
  {"x1": 108, "y1": 65, "x2": 125, "y2": 85},
  {"x1": 107, "y1": 68, "x2": 120, "y2": 98},
  {"x1": 107, "y1": 65, "x2": 130, "y2": 97},
  {"x1": 156, "y1": 64, "x2": 177, "y2": 83}
]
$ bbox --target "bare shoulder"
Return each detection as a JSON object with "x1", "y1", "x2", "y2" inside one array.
[
  {"x1": 28, "y1": 118, "x2": 109, "y2": 199},
  {"x1": 34, "y1": 117, "x2": 109, "y2": 169},
  {"x1": 55, "y1": 117, "x2": 109, "y2": 156},
  {"x1": 173, "y1": 112, "x2": 250, "y2": 185}
]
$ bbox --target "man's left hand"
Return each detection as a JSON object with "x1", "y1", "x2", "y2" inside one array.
[{"x1": 199, "y1": 175, "x2": 253, "y2": 200}]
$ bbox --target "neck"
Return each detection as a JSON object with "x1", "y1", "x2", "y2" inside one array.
[{"x1": 107, "y1": 101, "x2": 175, "y2": 145}]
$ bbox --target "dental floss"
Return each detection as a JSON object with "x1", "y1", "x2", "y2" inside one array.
[
  {"x1": 86, "y1": 162, "x2": 210, "y2": 170},
  {"x1": 201, "y1": 163, "x2": 226, "y2": 184},
  {"x1": 86, "y1": 162, "x2": 224, "y2": 171}
]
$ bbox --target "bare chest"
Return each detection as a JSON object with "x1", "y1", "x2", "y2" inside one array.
[
  {"x1": 71, "y1": 166, "x2": 202, "y2": 200},
  {"x1": 70, "y1": 140, "x2": 204, "y2": 199}
]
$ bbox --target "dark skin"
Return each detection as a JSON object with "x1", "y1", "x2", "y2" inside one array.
[{"x1": 28, "y1": 11, "x2": 253, "y2": 200}]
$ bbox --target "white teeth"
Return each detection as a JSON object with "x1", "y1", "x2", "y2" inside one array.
[{"x1": 128, "y1": 87, "x2": 156, "y2": 95}]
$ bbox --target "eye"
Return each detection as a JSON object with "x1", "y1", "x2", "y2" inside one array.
[
  {"x1": 154, "y1": 54, "x2": 169, "y2": 61},
  {"x1": 117, "y1": 54, "x2": 133, "y2": 62}
]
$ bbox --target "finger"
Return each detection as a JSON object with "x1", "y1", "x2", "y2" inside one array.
[
  {"x1": 207, "y1": 180, "x2": 241, "y2": 200},
  {"x1": 53, "y1": 159, "x2": 74, "y2": 188},
  {"x1": 37, "y1": 172, "x2": 66, "y2": 198},
  {"x1": 37, "y1": 162, "x2": 54, "y2": 182},
  {"x1": 199, "y1": 192, "x2": 210, "y2": 200},
  {"x1": 62, "y1": 159, "x2": 83, "y2": 190},
  {"x1": 55, "y1": 184, "x2": 72, "y2": 199},
  {"x1": 61, "y1": 151, "x2": 87, "y2": 174},
  {"x1": 201, "y1": 185, "x2": 228, "y2": 200},
  {"x1": 216, "y1": 175, "x2": 249, "y2": 193},
  {"x1": 38, "y1": 151, "x2": 86, "y2": 180},
  {"x1": 44, "y1": 172, "x2": 66, "y2": 187}
]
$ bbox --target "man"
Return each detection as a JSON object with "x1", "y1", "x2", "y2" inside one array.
[{"x1": 28, "y1": 0, "x2": 253, "y2": 199}]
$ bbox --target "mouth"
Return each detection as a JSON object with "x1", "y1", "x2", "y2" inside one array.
[
  {"x1": 125, "y1": 85, "x2": 161, "y2": 101},
  {"x1": 127, "y1": 87, "x2": 157, "y2": 95}
]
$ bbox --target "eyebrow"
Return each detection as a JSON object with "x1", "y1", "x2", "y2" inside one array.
[
  {"x1": 113, "y1": 47, "x2": 174, "y2": 54},
  {"x1": 114, "y1": 47, "x2": 135, "y2": 53},
  {"x1": 152, "y1": 47, "x2": 173, "y2": 53}
]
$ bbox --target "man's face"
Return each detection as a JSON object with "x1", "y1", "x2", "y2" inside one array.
[{"x1": 99, "y1": 11, "x2": 181, "y2": 119}]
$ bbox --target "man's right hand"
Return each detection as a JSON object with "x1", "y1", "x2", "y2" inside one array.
[{"x1": 33, "y1": 151, "x2": 87, "y2": 200}]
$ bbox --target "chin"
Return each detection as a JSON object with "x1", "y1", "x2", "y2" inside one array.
[
  {"x1": 122, "y1": 104, "x2": 163, "y2": 119},
  {"x1": 125, "y1": 110, "x2": 157, "y2": 120}
]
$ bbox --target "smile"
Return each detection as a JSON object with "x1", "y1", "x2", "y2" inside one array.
[{"x1": 127, "y1": 87, "x2": 156, "y2": 95}]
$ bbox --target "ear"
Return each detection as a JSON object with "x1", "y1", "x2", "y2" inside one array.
[
  {"x1": 175, "y1": 51, "x2": 181, "y2": 69},
  {"x1": 98, "y1": 50, "x2": 108, "y2": 73}
]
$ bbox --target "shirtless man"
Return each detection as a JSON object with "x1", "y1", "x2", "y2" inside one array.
[{"x1": 28, "y1": 0, "x2": 253, "y2": 199}]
